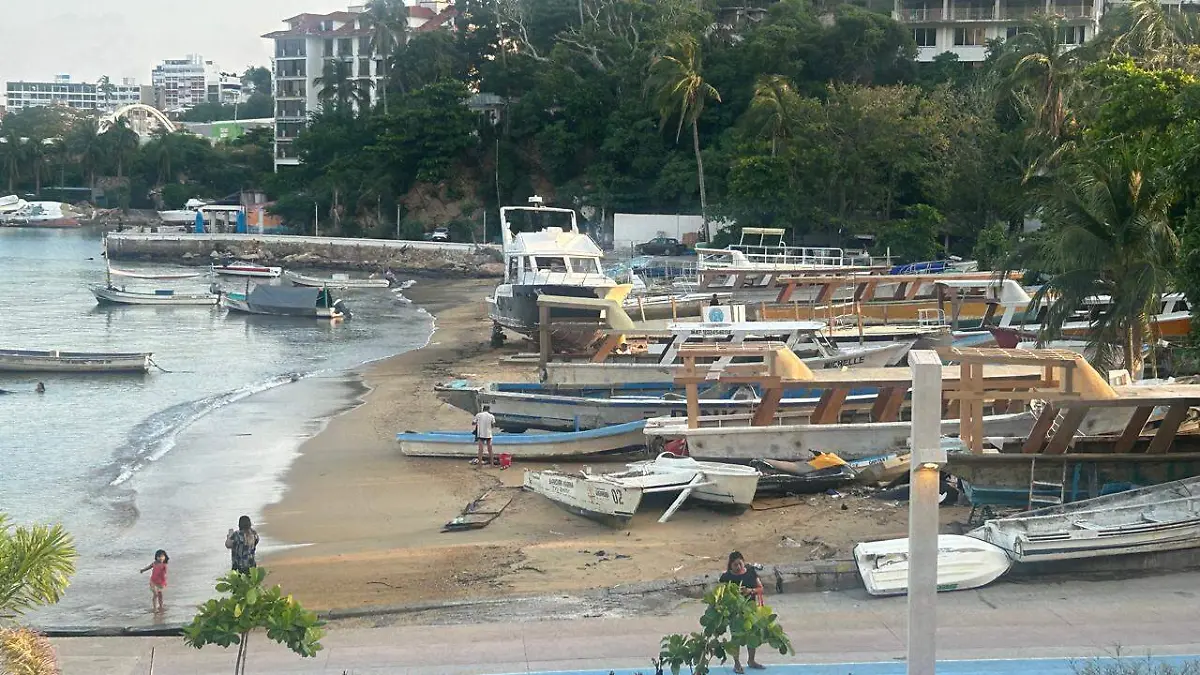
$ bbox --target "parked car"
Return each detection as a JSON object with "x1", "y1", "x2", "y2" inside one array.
[
  {"x1": 430, "y1": 227, "x2": 451, "y2": 242},
  {"x1": 635, "y1": 237, "x2": 689, "y2": 256}
]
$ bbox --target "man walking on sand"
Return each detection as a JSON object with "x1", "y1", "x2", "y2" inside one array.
[{"x1": 473, "y1": 404, "x2": 496, "y2": 467}]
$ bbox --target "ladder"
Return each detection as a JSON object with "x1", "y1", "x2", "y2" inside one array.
[{"x1": 1028, "y1": 455, "x2": 1067, "y2": 510}]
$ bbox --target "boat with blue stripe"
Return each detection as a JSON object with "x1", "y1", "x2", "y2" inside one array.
[{"x1": 397, "y1": 420, "x2": 648, "y2": 459}]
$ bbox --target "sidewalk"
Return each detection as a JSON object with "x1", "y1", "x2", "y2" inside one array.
[{"x1": 54, "y1": 571, "x2": 1200, "y2": 675}]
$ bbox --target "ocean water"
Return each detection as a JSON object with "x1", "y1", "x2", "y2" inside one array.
[{"x1": 0, "y1": 228, "x2": 433, "y2": 626}]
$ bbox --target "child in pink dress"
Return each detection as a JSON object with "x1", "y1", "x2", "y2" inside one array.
[{"x1": 139, "y1": 549, "x2": 169, "y2": 612}]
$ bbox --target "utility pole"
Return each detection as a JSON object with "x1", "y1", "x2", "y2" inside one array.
[
  {"x1": 314, "y1": 201, "x2": 319, "y2": 237},
  {"x1": 396, "y1": 204, "x2": 401, "y2": 240},
  {"x1": 907, "y1": 350, "x2": 947, "y2": 675}
]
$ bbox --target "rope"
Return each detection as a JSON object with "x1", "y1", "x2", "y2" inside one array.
[{"x1": 148, "y1": 358, "x2": 194, "y2": 374}]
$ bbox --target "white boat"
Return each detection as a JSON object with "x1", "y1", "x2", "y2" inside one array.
[
  {"x1": 853, "y1": 534, "x2": 1013, "y2": 597},
  {"x1": 92, "y1": 284, "x2": 220, "y2": 306},
  {"x1": 397, "y1": 420, "x2": 647, "y2": 459},
  {"x1": 627, "y1": 453, "x2": 761, "y2": 507},
  {"x1": 284, "y1": 270, "x2": 391, "y2": 289},
  {"x1": 522, "y1": 469, "x2": 646, "y2": 525},
  {"x1": 157, "y1": 198, "x2": 208, "y2": 224},
  {"x1": 487, "y1": 196, "x2": 617, "y2": 341},
  {"x1": 212, "y1": 263, "x2": 282, "y2": 278},
  {"x1": 108, "y1": 267, "x2": 206, "y2": 281},
  {"x1": 968, "y1": 475, "x2": 1200, "y2": 563},
  {"x1": 222, "y1": 285, "x2": 348, "y2": 319},
  {"x1": 0, "y1": 348, "x2": 151, "y2": 373},
  {"x1": 0, "y1": 201, "x2": 80, "y2": 228},
  {"x1": 543, "y1": 320, "x2": 913, "y2": 387},
  {"x1": 0, "y1": 195, "x2": 24, "y2": 213},
  {"x1": 695, "y1": 227, "x2": 869, "y2": 273}
]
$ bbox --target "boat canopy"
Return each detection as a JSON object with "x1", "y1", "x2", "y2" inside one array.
[{"x1": 246, "y1": 286, "x2": 325, "y2": 312}]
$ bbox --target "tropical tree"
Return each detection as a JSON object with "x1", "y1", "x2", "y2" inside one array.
[
  {"x1": 659, "y1": 582, "x2": 792, "y2": 675},
  {"x1": 649, "y1": 33, "x2": 721, "y2": 239},
  {"x1": 1027, "y1": 140, "x2": 1179, "y2": 374},
  {"x1": 0, "y1": 627, "x2": 58, "y2": 675},
  {"x1": 0, "y1": 134, "x2": 22, "y2": 193},
  {"x1": 183, "y1": 568, "x2": 324, "y2": 675},
  {"x1": 0, "y1": 513, "x2": 77, "y2": 675},
  {"x1": 745, "y1": 75, "x2": 800, "y2": 157},
  {"x1": 96, "y1": 75, "x2": 116, "y2": 110},
  {"x1": 1113, "y1": 0, "x2": 1200, "y2": 71},
  {"x1": 66, "y1": 118, "x2": 104, "y2": 190},
  {"x1": 364, "y1": 0, "x2": 409, "y2": 111},
  {"x1": 315, "y1": 60, "x2": 373, "y2": 113},
  {"x1": 100, "y1": 118, "x2": 140, "y2": 179},
  {"x1": 1004, "y1": 15, "x2": 1087, "y2": 143}
]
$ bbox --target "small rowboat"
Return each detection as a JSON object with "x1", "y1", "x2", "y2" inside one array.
[
  {"x1": 853, "y1": 534, "x2": 1012, "y2": 597},
  {"x1": 284, "y1": 270, "x2": 391, "y2": 289},
  {"x1": 92, "y1": 284, "x2": 220, "y2": 306},
  {"x1": 212, "y1": 264, "x2": 282, "y2": 278},
  {"x1": 397, "y1": 420, "x2": 647, "y2": 459},
  {"x1": 0, "y1": 348, "x2": 152, "y2": 373},
  {"x1": 108, "y1": 267, "x2": 205, "y2": 280}
]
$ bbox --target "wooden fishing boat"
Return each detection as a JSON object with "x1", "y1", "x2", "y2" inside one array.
[
  {"x1": 212, "y1": 263, "x2": 282, "y2": 278},
  {"x1": 522, "y1": 469, "x2": 647, "y2": 525},
  {"x1": 968, "y1": 475, "x2": 1200, "y2": 563},
  {"x1": 92, "y1": 284, "x2": 220, "y2": 306},
  {"x1": 283, "y1": 270, "x2": 391, "y2": 289},
  {"x1": 853, "y1": 534, "x2": 1013, "y2": 596},
  {"x1": 397, "y1": 420, "x2": 647, "y2": 459},
  {"x1": 750, "y1": 457, "x2": 858, "y2": 496},
  {"x1": 627, "y1": 454, "x2": 761, "y2": 507},
  {"x1": 0, "y1": 348, "x2": 152, "y2": 373},
  {"x1": 108, "y1": 267, "x2": 206, "y2": 280},
  {"x1": 222, "y1": 285, "x2": 348, "y2": 319}
]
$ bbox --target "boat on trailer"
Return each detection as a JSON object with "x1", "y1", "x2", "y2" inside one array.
[
  {"x1": 968, "y1": 475, "x2": 1200, "y2": 563},
  {"x1": 283, "y1": 270, "x2": 391, "y2": 289},
  {"x1": 853, "y1": 534, "x2": 1013, "y2": 596},
  {"x1": 396, "y1": 420, "x2": 648, "y2": 459},
  {"x1": 0, "y1": 349, "x2": 152, "y2": 373}
]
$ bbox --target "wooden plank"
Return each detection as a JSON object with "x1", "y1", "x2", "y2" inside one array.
[
  {"x1": 776, "y1": 280, "x2": 797, "y2": 304},
  {"x1": 811, "y1": 387, "x2": 849, "y2": 425},
  {"x1": 591, "y1": 334, "x2": 623, "y2": 363},
  {"x1": 1021, "y1": 403, "x2": 1057, "y2": 454},
  {"x1": 1044, "y1": 408, "x2": 1088, "y2": 454},
  {"x1": 1147, "y1": 404, "x2": 1191, "y2": 454},
  {"x1": 752, "y1": 387, "x2": 784, "y2": 427},
  {"x1": 539, "y1": 304, "x2": 552, "y2": 370},
  {"x1": 685, "y1": 382, "x2": 700, "y2": 429},
  {"x1": 874, "y1": 386, "x2": 907, "y2": 422},
  {"x1": 1113, "y1": 406, "x2": 1156, "y2": 454},
  {"x1": 945, "y1": 391, "x2": 1081, "y2": 401}
]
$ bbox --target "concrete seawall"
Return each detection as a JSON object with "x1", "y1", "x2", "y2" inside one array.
[{"x1": 105, "y1": 233, "x2": 505, "y2": 278}]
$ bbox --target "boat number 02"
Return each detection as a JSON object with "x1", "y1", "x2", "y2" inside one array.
[{"x1": 610, "y1": 489, "x2": 623, "y2": 504}]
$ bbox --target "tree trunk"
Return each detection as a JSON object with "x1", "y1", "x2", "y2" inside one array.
[
  {"x1": 381, "y1": 60, "x2": 389, "y2": 114},
  {"x1": 237, "y1": 631, "x2": 250, "y2": 675},
  {"x1": 692, "y1": 119, "x2": 708, "y2": 241}
]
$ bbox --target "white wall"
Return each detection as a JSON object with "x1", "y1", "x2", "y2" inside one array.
[{"x1": 613, "y1": 214, "x2": 706, "y2": 252}]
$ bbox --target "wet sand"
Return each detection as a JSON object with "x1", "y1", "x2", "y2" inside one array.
[{"x1": 262, "y1": 279, "x2": 967, "y2": 611}]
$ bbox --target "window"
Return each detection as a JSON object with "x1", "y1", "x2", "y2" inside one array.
[
  {"x1": 534, "y1": 257, "x2": 568, "y2": 273},
  {"x1": 954, "y1": 26, "x2": 986, "y2": 45},
  {"x1": 569, "y1": 258, "x2": 600, "y2": 274},
  {"x1": 338, "y1": 38, "x2": 353, "y2": 56},
  {"x1": 324, "y1": 39, "x2": 334, "y2": 57},
  {"x1": 522, "y1": 257, "x2": 532, "y2": 271},
  {"x1": 359, "y1": 59, "x2": 372, "y2": 77},
  {"x1": 359, "y1": 37, "x2": 372, "y2": 54},
  {"x1": 1058, "y1": 25, "x2": 1085, "y2": 44},
  {"x1": 508, "y1": 259, "x2": 519, "y2": 278},
  {"x1": 913, "y1": 27, "x2": 937, "y2": 46}
]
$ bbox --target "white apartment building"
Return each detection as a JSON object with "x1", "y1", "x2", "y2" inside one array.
[
  {"x1": 150, "y1": 55, "x2": 242, "y2": 112},
  {"x1": 262, "y1": 1, "x2": 455, "y2": 169},
  {"x1": 5, "y1": 74, "x2": 146, "y2": 112}
]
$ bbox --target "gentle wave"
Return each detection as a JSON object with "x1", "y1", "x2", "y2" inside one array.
[{"x1": 107, "y1": 372, "x2": 307, "y2": 486}]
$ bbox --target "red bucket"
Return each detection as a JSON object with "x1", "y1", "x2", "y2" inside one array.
[{"x1": 499, "y1": 453, "x2": 513, "y2": 469}]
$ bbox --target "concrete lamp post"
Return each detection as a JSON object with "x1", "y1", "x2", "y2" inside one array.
[{"x1": 907, "y1": 350, "x2": 948, "y2": 675}]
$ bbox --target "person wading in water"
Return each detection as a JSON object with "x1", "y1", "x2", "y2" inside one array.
[{"x1": 225, "y1": 515, "x2": 259, "y2": 574}]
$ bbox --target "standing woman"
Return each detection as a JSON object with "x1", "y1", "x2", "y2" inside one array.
[
  {"x1": 225, "y1": 515, "x2": 260, "y2": 574},
  {"x1": 719, "y1": 551, "x2": 766, "y2": 673}
]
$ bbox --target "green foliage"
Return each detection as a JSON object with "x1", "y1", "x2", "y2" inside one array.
[
  {"x1": 972, "y1": 221, "x2": 1014, "y2": 270},
  {"x1": 874, "y1": 204, "x2": 945, "y2": 263},
  {"x1": 659, "y1": 582, "x2": 792, "y2": 675},
  {"x1": 183, "y1": 568, "x2": 324, "y2": 675},
  {"x1": 0, "y1": 513, "x2": 77, "y2": 621}
]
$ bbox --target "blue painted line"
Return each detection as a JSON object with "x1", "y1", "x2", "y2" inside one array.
[{"x1": 497, "y1": 655, "x2": 1200, "y2": 675}]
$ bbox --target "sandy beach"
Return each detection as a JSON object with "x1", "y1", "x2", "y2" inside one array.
[{"x1": 262, "y1": 279, "x2": 968, "y2": 611}]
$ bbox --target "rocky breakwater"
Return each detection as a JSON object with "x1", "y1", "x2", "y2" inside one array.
[{"x1": 105, "y1": 233, "x2": 505, "y2": 278}]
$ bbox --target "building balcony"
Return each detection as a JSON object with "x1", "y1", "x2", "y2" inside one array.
[{"x1": 899, "y1": 3, "x2": 1095, "y2": 21}]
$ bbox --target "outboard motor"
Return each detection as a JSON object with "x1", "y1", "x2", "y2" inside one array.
[{"x1": 334, "y1": 299, "x2": 351, "y2": 319}]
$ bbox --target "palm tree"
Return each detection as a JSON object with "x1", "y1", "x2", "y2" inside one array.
[
  {"x1": 364, "y1": 0, "x2": 409, "y2": 113},
  {"x1": 1027, "y1": 140, "x2": 1178, "y2": 374},
  {"x1": 315, "y1": 60, "x2": 374, "y2": 113},
  {"x1": 66, "y1": 118, "x2": 104, "y2": 191},
  {"x1": 26, "y1": 138, "x2": 51, "y2": 196},
  {"x1": 1114, "y1": 0, "x2": 1200, "y2": 70},
  {"x1": 0, "y1": 134, "x2": 22, "y2": 193},
  {"x1": 746, "y1": 75, "x2": 800, "y2": 157},
  {"x1": 1005, "y1": 15, "x2": 1085, "y2": 143},
  {"x1": 96, "y1": 75, "x2": 117, "y2": 111},
  {"x1": 649, "y1": 34, "x2": 721, "y2": 240},
  {"x1": 0, "y1": 513, "x2": 76, "y2": 621},
  {"x1": 101, "y1": 118, "x2": 140, "y2": 179}
]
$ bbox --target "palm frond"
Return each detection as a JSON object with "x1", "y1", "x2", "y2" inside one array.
[{"x1": 0, "y1": 515, "x2": 77, "y2": 621}]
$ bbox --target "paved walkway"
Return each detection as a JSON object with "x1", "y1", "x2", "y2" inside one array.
[{"x1": 54, "y1": 571, "x2": 1200, "y2": 675}]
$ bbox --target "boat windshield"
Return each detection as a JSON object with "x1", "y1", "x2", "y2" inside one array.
[
  {"x1": 569, "y1": 257, "x2": 600, "y2": 274},
  {"x1": 535, "y1": 256, "x2": 569, "y2": 273}
]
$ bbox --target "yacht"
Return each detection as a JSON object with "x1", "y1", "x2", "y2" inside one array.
[
  {"x1": 487, "y1": 196, "x2": 616, "y2": 343},
  {"x1": 158, "y1": 198, "x2": 209, "y2": 224}
]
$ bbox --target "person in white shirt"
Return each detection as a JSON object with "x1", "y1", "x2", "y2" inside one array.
[{"x1": 473, "y1": 405, "x2": 497, "y2": 467}]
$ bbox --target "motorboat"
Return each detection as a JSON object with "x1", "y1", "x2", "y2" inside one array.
[
  {"x1": 92, "y1": 284, "x2": 220, "y2": 306},
  {"x1": 284, "y1": 270, "x2": 391, "y2": 289},
  {"x1": 853, "y1": 534, "x2": 1013, "y2": 596},
  {"x1": 157, "y1": 198, "x2": 208, "y2": 224},
  {"x1": 627, "y1": 453, "x2": 761, "y2": 508},
  {"x1": 222, "y1": 285, "x2": 348, "y2": 319},
  {"x1": 396, "y1": 420, "x2": 647, "y2": 459},
  {"x1": 968, "y1": 475, "x2": 1200, "y2": 563},
  {"x1": 212, "y1": 263, "x2": 282, "y2": 278},
  {"x1": 487, "y1": 196, "x2": 617, "y2": 341},
  {"x1": 695, "y1": 227, "x2": 868, "y2": 273},
  {"x1": 0, "y1": 201, "x2": 80, "y2": 228},
  {"x1": 0, "y1": 348, "x2": 151, "y2": 373}
]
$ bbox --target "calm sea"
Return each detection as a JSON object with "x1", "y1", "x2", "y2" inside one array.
[{"x1": 0, "y1": 228, "x2": 433, "y2": 626}]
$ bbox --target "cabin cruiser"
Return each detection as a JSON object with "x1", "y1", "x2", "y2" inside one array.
[
  {"x1": 487, "y1": 196, "x2": 617, "y2": 343},
  {"x1": 158, "y1": 198, "x2": 209, "y2": 224}
]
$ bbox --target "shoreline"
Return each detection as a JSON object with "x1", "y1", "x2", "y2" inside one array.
[{"x1": 259, "y1": 278, "x2": 971, "y2": 613}]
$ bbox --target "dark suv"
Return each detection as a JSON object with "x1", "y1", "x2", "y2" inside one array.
[{"x1": 635, "y1": 237, "x2": 689, "y2": 256}]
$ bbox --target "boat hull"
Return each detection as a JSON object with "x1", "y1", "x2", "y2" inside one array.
[
  {"x1": 284, "y1": 271, "x2": 391, "y2": 289},
  {"x1": 92, "y1": 286, "x2": 219, "y2": 306},
  {"x1": 853, "y1": 534, "x2": 1013, "y2": 596},
  {"x1": 488, "y1": 283, "x2": 612, "y2": 337},
  {"x1": 221, "y1": 296, "x2": 344, "y2": 319},
  {"x1": 0, "y1": 349, "x2": 151, "y2": 373},
  {"x1": 626, "y1": 455, "x2": 761, "y2": 507},
  {"x1": 396, "y1": 420, "x2": 647, "y2": 459},
  {"x1": 213, "y1": 265, "x2": 282, "y2": 278},
  {"x1": 523, "y1": 470, "x2": 643, "y2": 526}
]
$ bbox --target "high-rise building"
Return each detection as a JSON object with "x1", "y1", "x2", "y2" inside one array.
[
  {"x1": 4, "y1": 74, "x2": 147, "y2": 113},
  {"x1": 150, "y1": 55, "x2": 242, "y2": 112},
  {"x1": 262, "y1": 2, "x2": 456, "y2": 169}
]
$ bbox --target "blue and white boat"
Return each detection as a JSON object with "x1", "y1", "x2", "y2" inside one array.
[{"x1": 396, "y1": 420, "x2": 647, "y2": 459}]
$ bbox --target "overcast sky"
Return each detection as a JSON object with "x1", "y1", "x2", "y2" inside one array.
[{"x1": 0, "y1": 0, "x2": 316, "y2": 86}]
